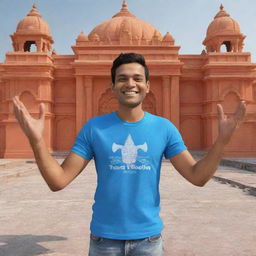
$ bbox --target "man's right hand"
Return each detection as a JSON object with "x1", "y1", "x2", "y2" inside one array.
[
  {"x1": 13, "y1": 95, "x2": 90, "y2": 191},
  {"x1": 13, "y1": 96, "x2": 45, "y2": 145}
]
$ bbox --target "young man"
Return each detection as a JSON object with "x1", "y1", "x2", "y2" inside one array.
[{"x1": 13, "y1": 53, "x2": 246, "y2": 256}]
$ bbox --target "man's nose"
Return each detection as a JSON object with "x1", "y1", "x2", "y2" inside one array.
[{"x1": 126, "y1": 78, "x2": 136, "y2": 87}]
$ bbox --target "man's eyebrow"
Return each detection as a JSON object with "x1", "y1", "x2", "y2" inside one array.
[
  {"x1": 116, "y1": 74, "x2": 127, "y2": 77},
  {"x1": 133, "y1": 74, "x2": 144, "y2": 77},
  {"x1": 117, "y1": 74, "x2": 144, "y2": 77}
]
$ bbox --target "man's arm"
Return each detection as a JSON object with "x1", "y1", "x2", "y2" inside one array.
[
  {"x1": 31, "y1": 140, "x2": 90, "y2": 191},
  {"x1": 169, "y1": 101, "x2": 246, "y2": 187},
  {"x1": 13, "y1": 96, "x2": 90, "y2": 191}
]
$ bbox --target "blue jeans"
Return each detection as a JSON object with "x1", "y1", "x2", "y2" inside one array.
[{"x1": 88, "y1": 233, "x2": 163, "y2": 256}]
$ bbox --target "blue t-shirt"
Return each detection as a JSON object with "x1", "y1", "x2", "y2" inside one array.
[{"x1": 71, "y1": 112, "x2": 186, "y2": 240}]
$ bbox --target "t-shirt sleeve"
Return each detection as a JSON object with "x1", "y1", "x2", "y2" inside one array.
[
  {"x1": 164, "y1": 122, "x2": 187, "y2": 159},
  {"x1": 70, "y1": 122, "x2": 94, "y2": 160}
]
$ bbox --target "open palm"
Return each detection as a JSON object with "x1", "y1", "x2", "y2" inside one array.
[
  {"x1": 13, "y1": 96, "x2": 45, "y2": 145},
  {"x1": 217, "y1": 101, "x2": 246, "y2": 145}
]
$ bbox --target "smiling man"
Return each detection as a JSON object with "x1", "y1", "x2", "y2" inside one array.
[
  {"x1": 111, "y1": 56, "x2": 150, "y2": 111},
  {"x1": 13, "y1": 52, "x2": 246, "y2": 256}
]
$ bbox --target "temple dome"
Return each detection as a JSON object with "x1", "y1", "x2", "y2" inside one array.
[
  {"x1": 76, "y1": 31, "x2": 88, "y2": 41},
  {"x1": 203, "y1": 4, "x2": 245, "y2": 53},
  {"x1": 88, "y1": 0, "x2": 162, "y2": 44},
  {"x1": 206, "y1": 4, "x2": 241, "y2": 39},
  {"x1": 16, "y1": 3, "x2": 52, "y2": 36}
]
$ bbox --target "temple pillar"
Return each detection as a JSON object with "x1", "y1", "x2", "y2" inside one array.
[
  {"x1": 162, "y1": 76, "x2": 171, "y2": 120},
  {"x1": 75, "y1": 76, "x2": 85, "y2": 133},
  {"x1": 84, "y1": 76, "x2": 93, "y2": 122},
  {"x1": 36, "y1": 40, "x2": 42, "y2": 52},
  {"x1": 170, "y1": 76, "x2": 180, "y2": 129},
  {"x1": 75, "y1": 76, "x2": 93, "y2": 133}
]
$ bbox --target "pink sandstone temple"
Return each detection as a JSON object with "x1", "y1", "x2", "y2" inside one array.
[{"x1": 0, "y1": 1, "x2": 255, "y2": 158}]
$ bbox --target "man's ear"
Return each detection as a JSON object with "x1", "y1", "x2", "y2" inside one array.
[{"x1": 146, "y1": 81, "x2": 150, "y2": 93}]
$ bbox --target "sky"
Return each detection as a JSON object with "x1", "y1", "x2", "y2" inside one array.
[{"x1": 0, "y1": 0, "x2": 256, "y2": 61}]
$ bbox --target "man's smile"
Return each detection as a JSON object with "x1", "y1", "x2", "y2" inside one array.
[{"x1": 122, "y1": 91, "x2": 139, "y2": 95}]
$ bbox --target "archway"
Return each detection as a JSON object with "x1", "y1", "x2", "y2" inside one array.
[
  {"x1": 221, "y1": 41, "x2": 232, "y2": 52},
  {"x1": 24, "y1": 41, "x2": 37, "y2": 52},
  {"x1": 20, "y1": 91, "x2": 37, "y2": 111},
  {"x1": 98, "y1": 88, "x2": 118, "y2": 115},
  {"x1": 142, "y1": 92, "x2": 157, "y2": 114}
]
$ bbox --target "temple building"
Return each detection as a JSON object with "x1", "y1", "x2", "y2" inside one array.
[{"x1": 0, "y1": 1, "x2": 255, "y2": 158}]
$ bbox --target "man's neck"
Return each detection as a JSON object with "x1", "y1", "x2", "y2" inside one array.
[{"x1": 116, "y1": 105, "x2": 145, "y2": 123}]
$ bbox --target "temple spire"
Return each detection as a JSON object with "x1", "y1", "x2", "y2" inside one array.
[
  {"x1": 123, "y1": 0, "x2": 127, "y2": 7},
  {"x1": 121, "y1": 0, "x2": 128, "y2": 11},
  {"x1": 214, "y1": 4, "x2": 229, "y2": 19},
  {"x1": 27, "y1": 1, "x2": 41, "y2": 17},
  {"x1": 112, "y1": 0, "x2": 135, "y2": 18}
]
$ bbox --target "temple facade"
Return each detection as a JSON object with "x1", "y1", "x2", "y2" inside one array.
[{"x1": 0, "y1": 1, "x2": 255, "y2": 158}]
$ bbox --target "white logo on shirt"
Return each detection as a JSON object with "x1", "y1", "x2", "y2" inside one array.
[{"x1": 112, "y1": 134, "x2": 148, "y2": 168}]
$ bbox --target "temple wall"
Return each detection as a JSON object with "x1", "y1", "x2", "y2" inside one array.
[
  {"x1": 0, "y1": 63, "x2": 4, "y2": 118},
  {"x1": 53, "y1": 55, "x2": 76, "y2": 151},
  {"x1": 146, "y1": 77, "x2": 162, "y2": 115},
  {"x1": 179, "y1": 80, "x2": 203, "y2": 149},
  {"x1": 93, "y1": 77, "x2": 113, "y2": 116},
  {"x1": 0, "y1": 63, "x2": 5, "y2": 155},
  {"x1": 179, "y1": 55, "x2": 205, "y2": 149},
  {"x1": 1, "y1": 51, "x2": 256, "y2": 157}
]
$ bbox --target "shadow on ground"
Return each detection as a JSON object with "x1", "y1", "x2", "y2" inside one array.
[
  {"x1": 0, "y1": 234, "x2": 67, "y2": 256},
  {"x1": 213, "y1": 176, "x2": 256, "y2": 197}
]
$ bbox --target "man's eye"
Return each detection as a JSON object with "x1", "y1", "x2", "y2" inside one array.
[
  {"x1": 118, "y1": 78, "x2": 126, "y2": 82},
  {"x1": 135, "y1": 78, "x2": 143, "y2": 82}
]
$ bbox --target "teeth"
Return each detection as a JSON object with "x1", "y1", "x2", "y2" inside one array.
[{"x1": 124, "y1": 91, "x2": 137, "y2": 95}]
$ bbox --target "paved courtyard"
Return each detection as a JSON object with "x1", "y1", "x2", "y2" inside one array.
[{"x1": 0, "y1": 160, "x2": 255, "y2": 256}]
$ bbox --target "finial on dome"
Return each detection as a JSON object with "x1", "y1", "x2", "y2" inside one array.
[
  {"x1": 27, "y1": 1, "x2": 41, "y2": 17},
  {"x1": 214, "y1": 4, "x2": 230, "y2": 19},
  {"x1": 121, "y1": 0, "x2": 128, "y2": 11},
  {"x1": 112, "y1": 0, "x2": 135, "y2": 18},
  {"x1": 123, "y1": 0, "x2": 127, "y2": 7}
]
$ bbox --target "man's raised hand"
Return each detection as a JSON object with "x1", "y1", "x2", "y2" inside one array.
[
  {"x1": 217, "y1": 101, "x2": 246, "y2": 146},
  {"x1": 12, "y1": 96, "x2": 45, "y2": 145}
]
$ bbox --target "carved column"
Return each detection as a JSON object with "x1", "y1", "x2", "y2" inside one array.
[
  {"x1": 170, "y1": 76, "x2": 180, "y2": 129},
  {"x1": 36, "y1": 40, "x2": 42, "y2": 52},
  {"x1": 18, "y1": 42, "x2": 23, "y2": 51},
  {"x1": 75, "y1": 76, "x2": 84, "y2": 133},
  {"x1": 162, "y1": 76, "x2": 171, "y2": 120},
  {"x1": 84, "y1": 76, "x2": 93, "y2": 122}
]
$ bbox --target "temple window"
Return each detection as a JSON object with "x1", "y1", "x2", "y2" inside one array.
[
  {"x1": 24, "y1": 41, "x2": 37, "y2": 52},
  {"x1": 221, "y1": 41, "x2": 232, "y2": 52}
]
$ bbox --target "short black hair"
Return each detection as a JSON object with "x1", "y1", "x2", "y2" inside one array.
[{"x1": 111, "y1": 52, "x2": 149, "y2": 83}]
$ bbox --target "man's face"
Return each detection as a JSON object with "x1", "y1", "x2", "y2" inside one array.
[{"x1": 112, "y1": 63, "x2": 150, "y2": 108}]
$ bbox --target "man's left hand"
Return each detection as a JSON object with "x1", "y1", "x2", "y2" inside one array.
[{"x1": 217, "y1": 101, "x2": 246, "y2": 145}]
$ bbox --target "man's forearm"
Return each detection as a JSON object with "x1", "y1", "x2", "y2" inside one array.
[
  {"x1": 192, "y1": 138, "x2": 225, "y2": 186},
  {"x1": 30, "y1": 139, "x2": 65, "y2": 191}
]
